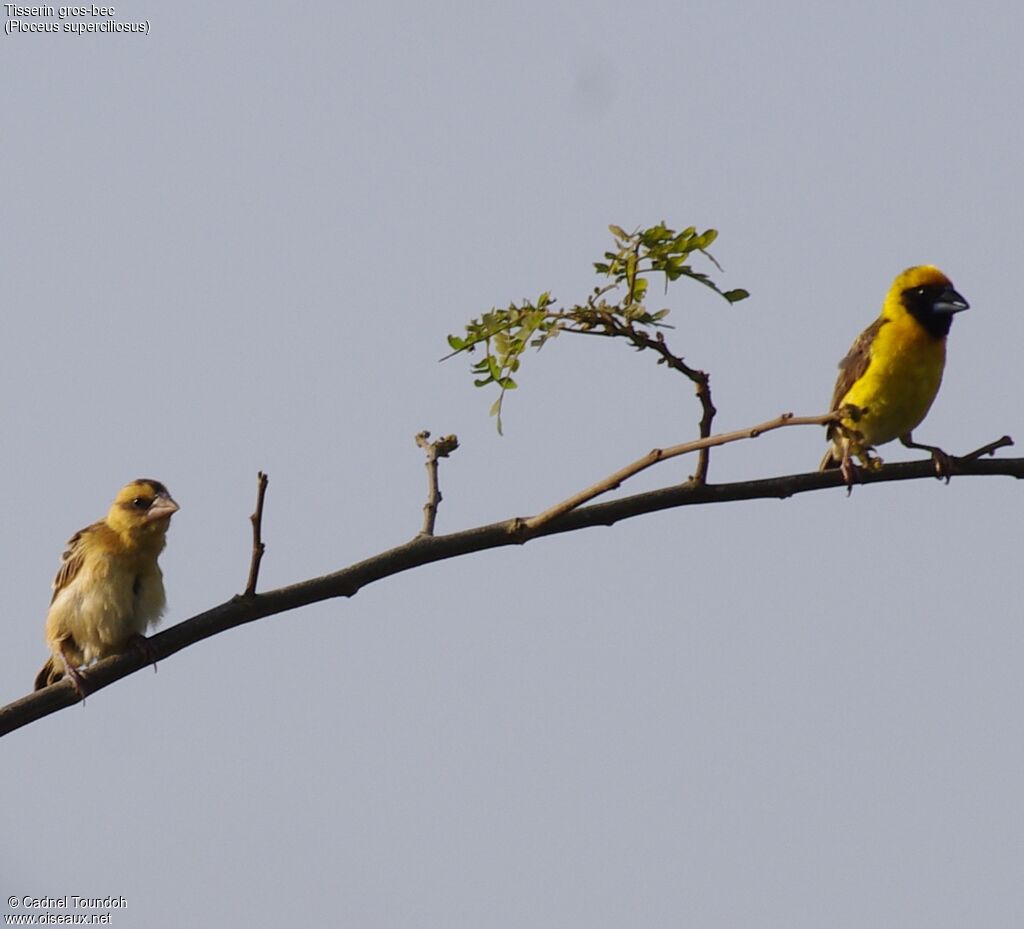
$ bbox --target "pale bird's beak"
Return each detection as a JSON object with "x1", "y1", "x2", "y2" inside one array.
[
  {"x1": 933, "y1": 286, "x2": 969, "y2": 314},
  {"x1": 146, "y1": 492, "x2": 180, "y2": 522}
]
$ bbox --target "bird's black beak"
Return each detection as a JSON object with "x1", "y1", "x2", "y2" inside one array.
[{"x1": 932, "y1": 286, "x2": 969, "y2": 314}]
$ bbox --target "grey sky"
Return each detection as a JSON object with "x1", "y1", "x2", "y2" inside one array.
[{"x1": 3, "y1": 2, "x2": 1022, "y2": 927}]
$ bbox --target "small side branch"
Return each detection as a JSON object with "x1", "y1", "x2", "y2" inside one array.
[
  {"x1": 523, "y1": 411, "x2": 840, "y2": 532},
  {"x1": 243, "y1": 471, "x2": 269, "y2": 597},
  {"x1": 416, "y1": 431, "x2": 459, "y2": 537},
  {"x1": 959, "y1": 435, "x2": 1014, "y2": 461}
]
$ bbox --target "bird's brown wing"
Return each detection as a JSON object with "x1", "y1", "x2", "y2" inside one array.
[
  {"x1": 50, "y1": 523, "x2": 97, "y2": 603},
  {"x1": 828, "y1": 317, "x2": 886, "y2": 411}
]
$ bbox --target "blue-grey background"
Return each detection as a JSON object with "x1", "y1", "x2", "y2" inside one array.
[{"x1": 3, "y1": 2, "x2": 1022, "y2": 927}]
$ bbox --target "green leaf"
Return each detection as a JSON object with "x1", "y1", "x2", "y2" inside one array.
[
  {"x1": 691, "y1": 228, "x2": 718, "y2": 250},
  {"x1": 625, "y1": 251, "x2": 638, "y2": 299},
  {"x1": 723, "y1": 288, "x2": 750, "y2": 303}
]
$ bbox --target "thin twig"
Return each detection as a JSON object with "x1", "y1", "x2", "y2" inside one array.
[
  {"x1": 522, "y1": 411, "x2": 841, "y2": 532},
  {"x1": 958, "y1": 435, "x2": 1014, "y2": 461},
  {"x1": 415, "y1": 431, "x2": 459, "y2": 536},
  {"x1": 243, "y1": 471, "x2": 269, "y2": 596}
]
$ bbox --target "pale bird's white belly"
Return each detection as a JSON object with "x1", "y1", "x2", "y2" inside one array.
[{"x1": 48, "y1": 557, "x2": 166, "y2": 665}]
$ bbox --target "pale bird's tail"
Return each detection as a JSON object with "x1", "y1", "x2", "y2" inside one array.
[{"x1": 34, "y1": 655, "x2": 63, "y2": 691}]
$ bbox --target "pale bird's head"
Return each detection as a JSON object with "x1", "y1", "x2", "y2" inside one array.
[{"x1": 107, "y1": 479, "x2": 179, "y2": 536}]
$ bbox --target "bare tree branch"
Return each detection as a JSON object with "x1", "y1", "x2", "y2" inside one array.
[
  {"x1": 243, "y1": 471, "x2": 269, "y2": 597},
  {"x1": 4, "y1": 447, "x2": 1021, "y2": 738}
]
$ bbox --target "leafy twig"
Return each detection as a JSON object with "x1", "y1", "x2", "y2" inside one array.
[{"x1": 445, "y1": 222, "x2": 748, "y2": 438}]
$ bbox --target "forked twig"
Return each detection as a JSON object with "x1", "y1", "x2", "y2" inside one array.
[
  {"x1": 243, "y1": 471, "x2": 269, "y2": 596},
  {"x1": 416, "y1": 431, "x2": 459, "y2": 536}
]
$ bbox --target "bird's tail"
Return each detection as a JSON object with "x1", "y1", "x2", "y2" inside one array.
[
  {"x1": 819, "y1": 448, "x2": 841, "y2": 471},
  {"x1": 34, "y1": 656, "x2": 63, "y2": 691}
]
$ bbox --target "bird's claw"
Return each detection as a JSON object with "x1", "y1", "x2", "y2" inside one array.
[
  {"x1": 929, "y1": 448, "x2": 953, "y2": 483},
  {"x1": 899, "y1": 436, "x2": 953, "y2": 483},
  {"x1": 65, "y1": 664, "x2": 88, "y2": 700},
  {"x1": 129, "y1": 634, "x2": 159, "y2": 674},
  {"x1": 56, "y1": 641, "x2": 89, "y2": 700}
]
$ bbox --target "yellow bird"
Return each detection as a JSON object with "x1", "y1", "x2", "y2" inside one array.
[
  {"x1": 820, "y1": 265, "x2": 969, "y2": 484},
  {"x1": 34, "y1": 479, "x2": 179, "y2": 695}
]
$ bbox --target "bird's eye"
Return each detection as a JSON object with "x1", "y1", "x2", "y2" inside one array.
[{"x1": 131, "y1": 497, "x2": 152, "y2": 510}]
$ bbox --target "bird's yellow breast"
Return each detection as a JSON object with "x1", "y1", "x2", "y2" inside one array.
[{"x1": 839, "y1": 311, "x2": 947, "y2": 447}]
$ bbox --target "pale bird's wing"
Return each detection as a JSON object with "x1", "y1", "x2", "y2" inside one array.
[{"x1": 50, "y1": 523, "x2": 97, "y2": 604}]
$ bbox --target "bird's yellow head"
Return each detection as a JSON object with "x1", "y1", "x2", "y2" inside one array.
[
  {"x1": 106, "y1": 479, "x2": 179, "y2": 537},
  {"x1": 890, "y1": 265, "x2": 970, "y2": 339}
]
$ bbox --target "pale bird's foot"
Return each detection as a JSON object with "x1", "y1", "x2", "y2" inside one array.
[
  {"x1": 56, "y1": 641, "x2": 89, "y2": 700},
  {"x1": 64, "y1": 664, "x2": 88, "y2": 701},
  {"x1": 128, "y1": 634, "x2": 159, "y2": 674}
]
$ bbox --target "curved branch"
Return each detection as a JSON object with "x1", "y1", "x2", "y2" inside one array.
[
  {"x1": 4, "y1": 451, "x2": 1021, "y2": 737},
  {"x1": 573, "y1": 317, "x2": 717, "y2": 482}
]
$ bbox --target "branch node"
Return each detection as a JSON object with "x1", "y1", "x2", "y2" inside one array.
[{"x1": 508, "y1": 516, "x2": 530, "y2": 540}]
